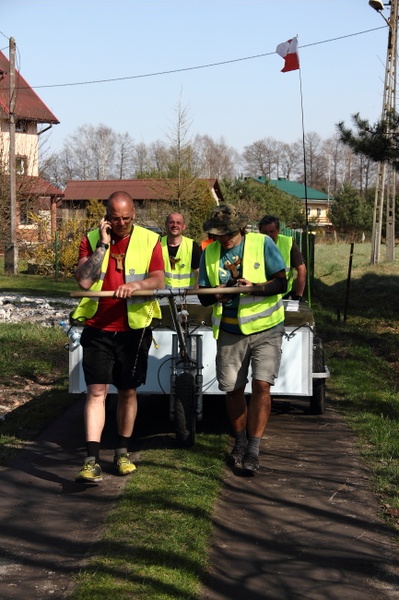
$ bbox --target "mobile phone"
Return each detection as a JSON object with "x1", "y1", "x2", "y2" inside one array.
[{"x1": 103, "y1": 214, "x2": 112, "y2": 234}]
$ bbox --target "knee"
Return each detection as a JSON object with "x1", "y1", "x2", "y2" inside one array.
[{"x1": 252, "y1": 379, "x2": 271, "y2": 395}]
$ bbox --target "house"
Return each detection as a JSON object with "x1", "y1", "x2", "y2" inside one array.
[
  {"x1": 62, "y1": 178, "x2": 224, "y2": 228},
  {"x1": 253, "y1": 177, "x2": 334, "y2": 231},
  {"x1": 0, "y1": 50, "x2": 63, "y2": 244}
]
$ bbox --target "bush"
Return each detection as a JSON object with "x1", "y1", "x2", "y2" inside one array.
[{"x1": 20, "y1": 199, "x2": 106, "y2": 277}]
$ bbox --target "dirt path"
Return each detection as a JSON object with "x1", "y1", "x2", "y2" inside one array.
[
  {"x1": 0, "y1": 396, "x2": 398, "y2": 599},
  {"x1": 201, "y1": 400, "x2": 399, "y2": 600}
]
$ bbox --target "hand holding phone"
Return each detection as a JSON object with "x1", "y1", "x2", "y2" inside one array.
[
  {"x1": 100, "y1": 214, "x2": 112, "y2": 241},
  {"x1": 104, "y1": 214, "x2": 112, "y2": 234}
]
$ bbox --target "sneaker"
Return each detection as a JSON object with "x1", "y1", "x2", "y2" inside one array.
[
  {"x1": 76, "y1": 460, "x2": 102, "y2": 483},
  {"x1": 114, "y1": 452, "x2": 137, "y2": 476},
  {"x1": 243, "y1": 451, "x2": 260, "y2": 474},
  {"x1": 226, "y1": 444, "x2": 246, "y2": 469}
]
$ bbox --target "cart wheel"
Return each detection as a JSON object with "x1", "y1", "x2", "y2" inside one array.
[
  {"x1": 174, "y1": 372, "x2": 196, "y2": 448},
  {"x1": 310, "y1": 337, "x2": 326, "y2": 415}
]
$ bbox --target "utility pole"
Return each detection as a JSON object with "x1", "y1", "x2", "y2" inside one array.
[
  {"x1": 5, "y1": 36, "x2": 18, "y2": 274},
  {"x1": 369, "y1": 0, "x2": 398, "y2": 264}
]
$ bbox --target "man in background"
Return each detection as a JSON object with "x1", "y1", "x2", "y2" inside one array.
[
  {"x1": 161, "y1": 212, "x2": 202, "y2": 288},
  {"x1": 258, "y1": 214, "x2": 306, "y2": 301}
]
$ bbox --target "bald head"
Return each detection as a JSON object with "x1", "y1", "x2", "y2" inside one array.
[
  {"x1": 106, "y1": 191, "x2": 135, "y2": 237},
  {"x1": 107, "y1": 191, "x2": 135, "y2": 213}
]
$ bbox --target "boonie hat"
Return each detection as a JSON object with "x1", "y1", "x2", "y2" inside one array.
[{"x1": 203, "y1": 204, "x2": 248, "y2": 236}]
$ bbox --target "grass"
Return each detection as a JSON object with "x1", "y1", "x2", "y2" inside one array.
[
  {"x1": 1, "y1": 243, "x2": 399, "y2": 597},
  {"x1": 0, "y1": 259, "x2": 78, "y2": 297},
  {"x1": 312, "y1": 241, "x2": 399, "y2": 514},
  {"x1": 71, "y1": 439, "x2": 227, "y2": 600},
  {"x1": 0, "y1": 322, "x2": 74, "y2": 464}
]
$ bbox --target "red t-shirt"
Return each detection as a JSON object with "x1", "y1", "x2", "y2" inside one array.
[{"x1": 78, "y1": 232, "x2": 164, "y2": 331}]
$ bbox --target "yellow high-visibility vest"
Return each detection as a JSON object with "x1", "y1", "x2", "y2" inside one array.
[
  {"x1": 72, "y1": 226, "x2": 161, "y2": 328},
  {"x1": 161, "y1": 236, "x2": 196, "y2": 288},
  {"x1": 204, "y1": 233, "x2": 284, "y2": 339}
]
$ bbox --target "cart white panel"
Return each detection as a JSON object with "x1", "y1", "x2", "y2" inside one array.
[{"x1": 68, "y1": 324, "x2": 313, "y2": 397}]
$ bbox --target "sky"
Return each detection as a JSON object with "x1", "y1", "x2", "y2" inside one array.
[{"x1": 0, "y1": 0, "x2": 392, "y2": 156}]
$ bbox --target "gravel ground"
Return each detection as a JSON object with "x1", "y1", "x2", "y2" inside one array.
[{"x1": 0, "y1": 293, "x2": 77, "y2": 418}]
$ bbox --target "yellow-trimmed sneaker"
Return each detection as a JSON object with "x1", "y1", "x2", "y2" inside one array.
[
  {"x1": 76, "y1": 460, "x2": 103, "y2": 483},
  {"x1": 114, "y1": 452, "x2": 137, "y2": 476}
]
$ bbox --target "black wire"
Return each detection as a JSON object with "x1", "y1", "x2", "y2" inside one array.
[{"x1": 7, "y1": 25, "x2": 386, "y2": 91}]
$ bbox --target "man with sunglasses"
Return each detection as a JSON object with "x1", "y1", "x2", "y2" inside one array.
[
  {"x1": 72, "y1": 191, "x2": 164, "y2": 484},
  {"x1": 198, "y1": 205, "x2": 287, "y2": 474}
]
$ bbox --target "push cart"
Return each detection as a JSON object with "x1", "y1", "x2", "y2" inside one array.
[{"x1": 68, "y1": 287, "x2": 329, "y2": 447}]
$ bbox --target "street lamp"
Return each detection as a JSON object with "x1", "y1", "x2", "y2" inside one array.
[
  {"x1": 369, "y1": 0, "x2": 385, "y2": 11},
  {"x1": 368, "y1": 0, "x2": 397, "y2": 264}
]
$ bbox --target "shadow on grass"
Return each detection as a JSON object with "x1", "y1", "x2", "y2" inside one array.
[
  {"x1": 313, "y1": 272, "x2": 399, "y2": 321},
  {"x1": 0, "y1": 383, "x2": 76, "y2": 467}
]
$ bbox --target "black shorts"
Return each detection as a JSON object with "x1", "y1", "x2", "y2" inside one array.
[{"x1": 80, "y1": 326, "x2": 152, "y2": 390}]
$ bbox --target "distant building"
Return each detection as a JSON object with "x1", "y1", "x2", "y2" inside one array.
[
  {"x1": 0, "y1": 50, "x2": 63, "y2": 243},
  {"x1": 253, "y1": 176, "x2": 334, "y2": 232}
]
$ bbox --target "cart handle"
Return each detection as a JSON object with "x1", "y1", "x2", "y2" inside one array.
[{"x1": 70, "y1": 285, "x2": 269, "y2": 298}]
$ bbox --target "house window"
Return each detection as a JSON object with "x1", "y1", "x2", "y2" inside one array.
[
  {"x1": 15, "y1": 120, "x2": 28, "y2": 133},
  {"x1": 317, "y1": 208, "x2": 322, "y2": 217},
  {"x1": 19, "y1": 198, "x2": 34, "y2": 225},
  {"x1": 16, "y1": 156, "x2": 27, "y2": 175}
]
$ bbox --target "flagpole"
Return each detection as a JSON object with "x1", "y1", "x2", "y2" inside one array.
[
  {"x1": 298, "y1": 62, "x2": 311, "y2": 307},
  {"x1": 276, "y1": 35, "x2": 311, "y2": 305}
]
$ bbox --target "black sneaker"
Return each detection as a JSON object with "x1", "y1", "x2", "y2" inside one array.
[
  {"x1": 243, "y1": 451, "x2": 259, "y2": 474},
  {"x1": 226, "y1": 445, "x2": 246, "y2": 469}
]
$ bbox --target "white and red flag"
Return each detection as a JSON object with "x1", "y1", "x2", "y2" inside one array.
[{"x1": 276, "y1": 37, "x2": 300, "y2": 72}]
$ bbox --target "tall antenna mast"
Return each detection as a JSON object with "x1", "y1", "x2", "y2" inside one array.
[{"x1": 369, "y1": 0, "x2": 398, "y2": 264}]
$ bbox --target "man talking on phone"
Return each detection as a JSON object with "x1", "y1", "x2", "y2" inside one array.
[{"x1": 71, "y1": 191, "x2": 164, "y2": 484}]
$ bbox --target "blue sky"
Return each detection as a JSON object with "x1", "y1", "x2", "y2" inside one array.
[{"x1": 1, "y1": 0, "x2": 390, "y2": 155}]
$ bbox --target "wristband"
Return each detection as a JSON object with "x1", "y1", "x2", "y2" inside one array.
[{"x1": 96, "y1": 241, "x2": 109, "y2": 250}]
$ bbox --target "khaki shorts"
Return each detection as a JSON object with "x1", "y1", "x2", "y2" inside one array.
[{"x1": 216, "y1": 324, "x2": 285, "y2": 392}]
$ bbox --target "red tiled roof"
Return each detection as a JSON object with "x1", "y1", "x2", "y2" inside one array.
[
  {"x1": 63, "y1": 179, "x2": 222, "y2": 201},
  {"x1": 0, "y1": 51, "x2": 59, "y2": 124},
  {"x1": 18, "y1": 176, "x2": 64, "y2": 197}
]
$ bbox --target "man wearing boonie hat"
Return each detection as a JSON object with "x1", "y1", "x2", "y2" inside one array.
[{"x1": 198, "y1": 204, "x2": 287, "y2": 474}]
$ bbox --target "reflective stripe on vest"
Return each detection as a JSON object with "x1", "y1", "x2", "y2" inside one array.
[
  {"x1": 161, "y1": 236, "x2": 195, "y2": 288},
  {"x1": 204, "y1": 233, "x2": 284, "y2": 339},
  {"x1": 71, "y1": 226, "x2": 161, "y2": 328},
  {"x1": 276, "y1": 234, "x2": 294, "y2": 294}
]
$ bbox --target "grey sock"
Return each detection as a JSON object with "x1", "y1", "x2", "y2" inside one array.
[
  {"x1": 234, "y1": 430, "x2": 247, "y2": 447},
  {"x1": 247, "y1": 437, "x2": 261, "y2": 455}
]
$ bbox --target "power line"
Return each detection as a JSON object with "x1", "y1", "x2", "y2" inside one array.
[{"x1": 13, "y1": 25, "x2": 386, "y2": 91}]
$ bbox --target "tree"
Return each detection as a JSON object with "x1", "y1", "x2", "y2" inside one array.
[
  {"x1": 181, "y1": 179, "x2": 216, "y2": 243},
  {"x1": 329, "y1": 183, "x2": 373, "y2": 240},
  {"x1": 220, "y1": 177, "x2": 305, "y2": 228},
  {"x1": 242, "y1": 137, "x2": 279, "y2": 178},
  {"x1": 337, "y1": 111, "x2": 399, "y2": 170},
  {"x1": 43, "y1": 124, "x2": 136, "y2": 188},
  {"x1": 194, "y1": 134, "x2": 239, "y2": 179},
  {"x1": 164, "y1": 96, "x2": 200, "y2": 208}
]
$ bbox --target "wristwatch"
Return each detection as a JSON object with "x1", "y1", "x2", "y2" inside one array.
[{"x1": 96, "y1": 241, "x2": 109, "y2": 250}]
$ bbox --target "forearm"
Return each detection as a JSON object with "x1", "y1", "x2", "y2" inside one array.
[
  {"x1": 75, "y1": 247, "x2": 107, "y2": 290},
  {"x1": 252, "y1": 277, "x2": 287, "y2": 296},
  {"x1": 140, "y1": 271, "x2": 165, "y2": 291},
  {"x1": 199, "y1": 290, "x2": 217, "y2": 306},
  {"x1": 295, "y1": 264, "x2": 307, "y2": 297}
]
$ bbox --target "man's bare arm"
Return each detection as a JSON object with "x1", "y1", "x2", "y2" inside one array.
[
  {"x1": 114, "y1": 270, "x2": 165, "y2": 298},
  {"x1": 75, "y1": 247, "x2": 107, "y2": 290},
  {"x1": 295, "y1": 263, "x2": 307, "y2": 297}
]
